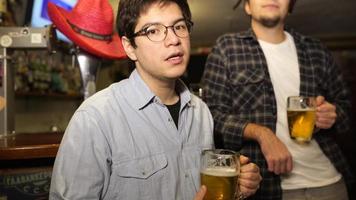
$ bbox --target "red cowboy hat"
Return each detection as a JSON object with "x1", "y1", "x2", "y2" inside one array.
[{"x1": 47, "y1": 0, "x2": 127, "y2": 59}]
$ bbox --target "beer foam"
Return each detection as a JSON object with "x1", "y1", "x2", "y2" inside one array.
[{"x1": 201, "y1": 167, "x2": 238, "y2": 177}]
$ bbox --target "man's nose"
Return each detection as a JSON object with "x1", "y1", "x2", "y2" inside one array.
[{"x1": 164, "y1": 27, "x2": 180, "y2": 45}]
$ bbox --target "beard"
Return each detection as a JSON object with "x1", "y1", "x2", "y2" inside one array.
[{"x1": 259, "y1": 16, "x2": 281, "y2": 28}]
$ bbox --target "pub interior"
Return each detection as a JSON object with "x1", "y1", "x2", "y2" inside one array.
[{"x1": 0, "y1": 0, "x2": 356, "y2": 199}]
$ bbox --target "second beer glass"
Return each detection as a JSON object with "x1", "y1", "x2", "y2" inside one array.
[
  {"x1": 287, "y1": 96, "x2": 316, "y2": 143},
  {"x1": 200, "y1": 149, "x2": 240, "y2": 200}
]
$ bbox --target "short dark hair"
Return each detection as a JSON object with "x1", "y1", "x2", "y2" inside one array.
[
  {"x1": 233, "y1": 0, "x2": 297, "y2": 13},
  {"x1": 116, "y1": 0, "x2": 192, "y2": 47}
]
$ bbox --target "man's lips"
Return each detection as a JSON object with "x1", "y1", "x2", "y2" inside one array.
[
  {"x1": 165, "y1": 52, "x2": 184, "y2": 64},
  {"x1": 165, "y1": 52, "x2": 183, "y2": 60},
  {"x1": 263, "y1": 4, "x2": 279, "y2": 9}
]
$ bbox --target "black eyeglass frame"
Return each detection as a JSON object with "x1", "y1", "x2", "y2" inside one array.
[{"x1": 131, "y1": 19, "x2": 194, "y2": 42}]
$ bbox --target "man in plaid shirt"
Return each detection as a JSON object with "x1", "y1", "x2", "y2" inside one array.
[{"x1": 202, "y1": 0, "x2": 354, "y2": 199}]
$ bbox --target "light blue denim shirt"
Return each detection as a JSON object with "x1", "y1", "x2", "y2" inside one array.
[{"x1": 50, "y1": 69, "x2": 214, "y2": 200}]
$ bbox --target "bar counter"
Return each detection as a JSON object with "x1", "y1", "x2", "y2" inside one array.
[{"x1": 0, "y1": 132, "x2": 63, "y2": 160}]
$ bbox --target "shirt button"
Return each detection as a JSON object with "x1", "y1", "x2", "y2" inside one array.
[
  {"x1": 168, "y1": 118, "x2": 172, "y2": 122},
  {"x1": 185, "y1": 174, "x2": 189, "y2": 178},
  {"x1": 142, "y1": 171, "x2": 146, "y2": 176}
]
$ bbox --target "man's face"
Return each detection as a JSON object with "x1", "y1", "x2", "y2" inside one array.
[
  {"x1": 125, "y1": 2, "x2": 191, "y2": 84},
  {"x1": 245, "y1": 0, "x2": 290, "y2": 28}
]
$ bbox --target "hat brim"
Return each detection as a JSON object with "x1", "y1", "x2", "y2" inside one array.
[{"x1": 47, "y1": 2, "x2": 127, "y2": 60}]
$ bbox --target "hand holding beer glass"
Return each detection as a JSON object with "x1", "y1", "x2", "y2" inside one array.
[
  {"x1": 287, "y1": 96, "x2": 316, "y2": 143},
  {"x1": 200, "y1": 149, "x2": 240, "y2": 200}
]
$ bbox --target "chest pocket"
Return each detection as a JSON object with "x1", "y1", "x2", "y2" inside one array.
[
  {"x1": 112, "y1": 153, "x2": 168, "y2": 199},
  {"x1": 117, "y1": 154, "x2": 167, "y2": 178},
  {"x1": 230, "y1": 66, "x2": 266, "y2": 111}
]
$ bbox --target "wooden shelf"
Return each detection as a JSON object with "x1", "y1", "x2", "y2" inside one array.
[{"x1": 0, "y1": 132, "x2": 64, "y2": 160}]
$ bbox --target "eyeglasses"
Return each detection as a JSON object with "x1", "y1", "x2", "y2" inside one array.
[{"x1": 132, "y1": 19, "x2": 193, "y2": 42}]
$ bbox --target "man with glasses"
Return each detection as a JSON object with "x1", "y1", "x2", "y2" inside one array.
[{"x1": 49, "y1": 0, "x2": 262, "y2": 199}]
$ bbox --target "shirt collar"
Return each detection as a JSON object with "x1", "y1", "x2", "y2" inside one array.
[
  {"x1": 126, "y1": 69, "x2": 193, "y2": 110},
  {"x1": 237, "y1": 27, "x2": 308, "y2": 43},
  {"x1": 236, "y1": 28, "x2": 256, "y2": 40},
  {"x1": 176, "y1": 79, "x2": 194, "y2": 108}
]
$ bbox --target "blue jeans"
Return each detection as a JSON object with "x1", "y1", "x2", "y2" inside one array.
[{"x1": 282, "y1": 178, "x2": 348, "y2": 200}]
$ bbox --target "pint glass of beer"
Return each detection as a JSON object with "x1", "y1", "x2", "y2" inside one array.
[
  {"x1": 200, "y1": 149, "x2": 240, "y2": 200},
  {"x1": 287, "y1": 96, "x2": 316, "y2": 143}
]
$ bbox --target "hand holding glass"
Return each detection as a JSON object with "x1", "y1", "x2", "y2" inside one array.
[
  {"x1": 200, "y1": 149, "x2": 240, "y2": 200},
  {"x1": 287, "y1": 96, "x2": 316, "y2": 143}
]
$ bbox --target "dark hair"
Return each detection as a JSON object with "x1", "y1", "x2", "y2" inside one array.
[
  {"x1": 233, "y1": 0, "x2": 297, "y2": 13},
  {"x1": 116, "y1": 0, "x2": 192, "y2": 47}
]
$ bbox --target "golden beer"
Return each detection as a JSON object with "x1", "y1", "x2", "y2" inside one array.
[
  {"x1": 200, "y1": 167, "x2": 238, "y2": 200},
  {"x1": 287, "y1": 108, "x2": 316, "y2": 142}
]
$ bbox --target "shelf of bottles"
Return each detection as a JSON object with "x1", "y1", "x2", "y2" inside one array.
[{"x1": 13, "y1": 50, "x2": 82, "y2": 99}]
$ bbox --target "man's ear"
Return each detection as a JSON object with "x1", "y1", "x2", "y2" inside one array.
[{"x1": 121, "y1": 36, "x2": 138, "y2": 61}]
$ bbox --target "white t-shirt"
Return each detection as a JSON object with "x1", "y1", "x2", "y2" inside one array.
[{"x1": 258, "y1": 32, "x2": 341, "y2": 190}]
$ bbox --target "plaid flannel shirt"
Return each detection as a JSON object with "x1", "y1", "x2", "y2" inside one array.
[{"x1": 201, "y1": 28, "x2": 354, "y2": 200}]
